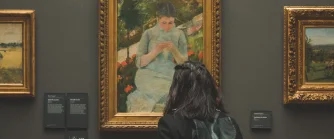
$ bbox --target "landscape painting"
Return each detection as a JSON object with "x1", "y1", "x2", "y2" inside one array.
[
  {"x1": 305, "y1": 27, "x2": 334, "y2": 82},
  {"x1": 0, "y1": 10, "x2": 35, "y2": 97},
  {"x1": 284, "y1": 6, "x2": 334, "y2": 104},
  {"x1": 116, "y1": 0, "x2": 204, "y2": 113},
  {"x1": 0, "y1": 23, "x2": 23, "y2": 84}
]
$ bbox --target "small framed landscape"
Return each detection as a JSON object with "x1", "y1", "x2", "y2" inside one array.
[
  {"x1": 0, "y1": 10, "x2": 35, "y2": 97},
  {"x1": 284, "y1": 6, "x2": 334, "y2": 104}
]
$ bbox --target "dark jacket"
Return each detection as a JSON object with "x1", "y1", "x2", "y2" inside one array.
[{"x1": 157, "y1": 112, "x2": 243, "y2": 139}]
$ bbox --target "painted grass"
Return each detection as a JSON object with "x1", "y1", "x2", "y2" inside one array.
[
  {"x1": 306, "y1": 62, "x2": 334, "y2": 82},
  {"x1": 0, "y1": 47, "x2": 22, "y2": 68}
]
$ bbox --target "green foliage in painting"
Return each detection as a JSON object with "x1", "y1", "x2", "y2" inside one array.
[
  {"x1": 117, "y1": 0, "x2": 204, "y2": 50},
  {"x1": 119, "y1": 0, "x2": 146, "y2": 58},
  {"x1": 0, "y1": 68, "x2": 22, "y2": 83},
  {"x1": 305, "y1": 35, "x2": 334, "y2": 82},
  {"x1": 119, "y1": 0, "x2": 143, "y2": 31},
  {"x1": 117, "y1": 54, "x2": 138, "y2": 112},
  {"x1": 134, "y1": 0, "x2": 202, "y2": 25},
  {"x1": 0, "y1": 42, "x2": 22, "y2": 48}
]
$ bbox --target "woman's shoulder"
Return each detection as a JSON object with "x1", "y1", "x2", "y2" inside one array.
[
  {"x1": 172, "y1": 28, "x2": 186, "y2": 36},
  {"x1": 217, "y1": 113, "x2": 239, "y2": 125},
  {"x1": 159, "y1": 113, "x2": 186, "y2": 122},
  {"x1": 158, "y1": 113, "x2": 193, "y2": 138},
  {"x1": 158, "y1": 114, "x2": 173, "y2": 123},
  {"x1": 142, "y1": 27, "x2": 154, "y2": 35},
  {"x1": 159, "y1": 113, "x2": 243, "y2": 139},
  {"x1": 216, "y1": 113, "x2": 243, "y2": 138},
  {"x1": 159, "y1": 113, "x2": 193, "y2": 128},
  {"x1": 159, "y1": 112, "x2": 240, "y2": 125}
]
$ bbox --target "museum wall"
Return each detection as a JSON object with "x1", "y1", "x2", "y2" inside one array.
[{"x1": 1, "y1": 0, "x2": 334, "y2": 139}]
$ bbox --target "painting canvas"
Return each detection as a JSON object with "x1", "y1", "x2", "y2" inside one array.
[
  {"x1": 305, "y1": 28, "x2": 334, "y2": 82},
  {"x1": 99, "y1": 0, "x2": 221, "y2": 130},
  {"x1": 0, "y1": 23, "x2": 23, "y2": 84},
  {"x1": 116, "y1": 0, "x2": 204, "y2": 113},
  {"x1": 0, "y1": 10, "x2": 35, "y2": 97},
  {"x1": 284, "y1": 6, "x2": 334, "y2": 104}
]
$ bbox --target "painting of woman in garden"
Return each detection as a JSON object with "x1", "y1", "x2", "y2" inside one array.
[{"x1": 116, "y1": 0, "x2": 204, "y2": 113}]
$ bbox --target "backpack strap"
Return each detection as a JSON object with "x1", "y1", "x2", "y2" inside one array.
[{"x1": 192, "y1": 112, "x2": 238, "y2": 139}]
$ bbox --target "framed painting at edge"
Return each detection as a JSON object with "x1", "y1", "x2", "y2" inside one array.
[
  {"x1": 98, "y1": 0, "x2": 222, "y2": 130},
  {"x1": 284, "y1": 6, "x2": 334, "y2": 104},
  {"x1": 0, "y1": 10, "x2": 35, "y2": 97}
]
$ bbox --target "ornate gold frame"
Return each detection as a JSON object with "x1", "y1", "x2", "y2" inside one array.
[
  {"x1": 0, "y1": 10, "x2": 35, "y2": 97},
  {"x1": 98, "y1": 0, "x2": 222, "y2": 130},
  {"x1": 284, "y1": 6, "x2": 334, "y2": 104}
]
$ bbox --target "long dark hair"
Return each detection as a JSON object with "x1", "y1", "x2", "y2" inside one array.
[{"x1": 163, "y1": 61, "x2": 227, "y2": 120}]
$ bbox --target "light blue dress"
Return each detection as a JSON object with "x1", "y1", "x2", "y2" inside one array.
[{"x1": 126, "y1": 24, "x2": 188, "y2": 112}]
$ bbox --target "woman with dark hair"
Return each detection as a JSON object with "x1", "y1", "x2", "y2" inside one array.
[
  {"x1": 158, "y1": 61, "x2": 243, "y2": 139},
  {"x1": 127, "y1": 2, "x2": 188, "y2": 112}
]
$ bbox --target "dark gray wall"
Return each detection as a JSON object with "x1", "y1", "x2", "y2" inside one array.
[{"x1": 1, "y1": 0, "x2": 334, "y2": 139}]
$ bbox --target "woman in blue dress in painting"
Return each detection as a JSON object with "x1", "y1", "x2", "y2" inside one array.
[{"x1": 127, "y1": 2, "x2": 188, "y2": 112}]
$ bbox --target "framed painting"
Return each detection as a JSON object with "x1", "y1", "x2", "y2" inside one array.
[
  {"x1": 0, "y1": 10, "x2": 35, "y2": 97},
  {"x1": 284, "y1": 6, "x2": 334, "y2": 104},
  {"x1": 98, "y1": 0, "x2": 222, "y2": 130}
]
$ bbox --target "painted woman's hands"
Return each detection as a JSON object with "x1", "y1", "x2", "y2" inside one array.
[
  {"x1": 164, "y1": 42, "x2": 177, "y2": 53},
  {"x1": 163, "y1": 41, "x2": 187, "y2": 64},
  {"x1": 152, "y1": 42, "x2": 169, "y2": 55}
]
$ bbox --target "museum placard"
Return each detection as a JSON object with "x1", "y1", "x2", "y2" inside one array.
[
  {"x1": 44, "y1": 93, "x2": 66, "y2": 128},
  {"x1": 66, "y1": 93, "x2": 88, "y2": 128}
]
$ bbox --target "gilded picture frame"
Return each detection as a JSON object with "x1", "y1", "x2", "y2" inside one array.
[
  {"x1": 284, "y1": 6, "x2": 334, "y2": 104},
  {"x1": 98, "y1": 0, "x2": 222, "y2": 130},
  {"x1": 0, "y1": 10, "x2": 35, "y2": 97}
]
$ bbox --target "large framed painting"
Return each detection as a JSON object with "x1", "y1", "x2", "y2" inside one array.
[
  {"x1": 284, "y1": 6, "x2": 334, "y2": 104},
  {"x1": 0, "y1": 10, "x2": 35, "y2": 97},
  {"x1": 98, "y1": 0, "x2": 222, "y2": 130}
]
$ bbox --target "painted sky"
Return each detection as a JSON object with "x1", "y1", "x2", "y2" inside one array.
[
  {"x1": 0, "y1": 23, "x2": 22, "y2": 44},
  {"x1": 305, "y1": 27, "x2": 334, "y2": 45}
]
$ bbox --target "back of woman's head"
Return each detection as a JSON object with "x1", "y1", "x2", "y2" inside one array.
[{"x1": 164, "y1": 61, "x2": 227, "y2": 120}]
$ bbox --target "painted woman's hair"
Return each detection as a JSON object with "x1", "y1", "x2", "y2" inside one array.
[
  {"x1": 156, "y1": 2, "x2": 176, "y2": 18},
  {"x1": 163, "y1": 61, "x2": 227, "y2": 120}
]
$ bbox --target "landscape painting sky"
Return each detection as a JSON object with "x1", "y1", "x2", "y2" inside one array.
[
  {"x1": 305, "y1": 28, "x2": 334, "y2": 45},
  {"x1": 0, "y1": 23, "x2": 22, "y2": 44}
]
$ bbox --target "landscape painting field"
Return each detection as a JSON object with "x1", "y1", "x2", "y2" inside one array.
[
  {"x1": 305, "y1": 27, "x2": 334, "y2": 82},
  {"x1": 0, "y1": 23, "x2": 23, "y2": 84}
]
